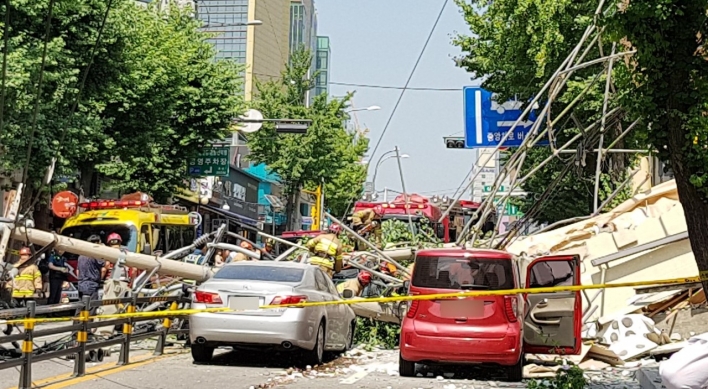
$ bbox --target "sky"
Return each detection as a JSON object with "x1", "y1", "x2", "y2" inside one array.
[{"x1": 315, "y1": 0, "x2": 479, "y2": 200}]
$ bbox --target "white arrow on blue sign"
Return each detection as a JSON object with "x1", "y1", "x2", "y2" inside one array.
[{"x1": 463, "y1": 87, "x2": 549, "y2": 148}]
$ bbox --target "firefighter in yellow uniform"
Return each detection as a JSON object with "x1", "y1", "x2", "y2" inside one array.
[
  {"x1": 12, "y1": 247, "x2": 43, "y2": 306},
  {"x1": 351, "y1": 205, "x2": 383, "y2": 234},
  {"x1": 306, "y1": 224, "x2": 344, "y2": 278},
  {"x1": 337, "y1": 271, "x2": 371, "y2": 297}
]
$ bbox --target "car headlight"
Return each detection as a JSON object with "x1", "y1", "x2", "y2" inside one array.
[{"x1": 62, "y1": 281, "x2": 71, "y2": 290}]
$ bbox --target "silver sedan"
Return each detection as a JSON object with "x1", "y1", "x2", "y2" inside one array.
[{"x1": 189, "y1": 261, "x2": 357, "y2": 365}]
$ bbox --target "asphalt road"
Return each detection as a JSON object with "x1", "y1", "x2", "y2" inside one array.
[{"x1": 12, "y1": 347, "x2": 642, "y2": 389}]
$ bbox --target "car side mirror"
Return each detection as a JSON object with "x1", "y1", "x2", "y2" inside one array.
[
  {"x1": 403, "y1": 280, "x2": 410, "y2": 290},
  {"x1": 142, "y1": 244, "x2": 152, "y2": 255},
  {"x1": 342, "y1": 289, "x2": 354, "y2": 299}
]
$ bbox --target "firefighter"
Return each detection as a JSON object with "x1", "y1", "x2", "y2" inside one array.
[
  {"x1": 11, "y1": 247, "x2": 43, "y2": 306},
  {"x1": 336, "y1": 271, "x2": 371, "y2": 297},
  {"x1": 351, "y1": 205, "x2": 383, "y2": 235},
  {"x1": 306, "y1": 224, "x2": 344, "y2": 278},
  {"x1": 105, "y1": 233, "x2": 133, "y2": 282}
]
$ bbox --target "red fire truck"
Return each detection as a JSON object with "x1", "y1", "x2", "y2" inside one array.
[
  {"x1": 353, "y1": 194, "x2": 451, "y2": 242},
  {"x1": 439, "y1": 199, "x2": 497, "y2": 241}
]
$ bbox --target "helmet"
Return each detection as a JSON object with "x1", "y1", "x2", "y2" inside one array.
[
  {"x1": 19, "y1": 247, "x2": 31, "y2": 256},
  {"x1": 373, "y1": 205, "x2": 384, "y2": 217},
  {"x1": 357, "y1": 271, "x2": 372, "y2": 286},
  {"x1": 328, "y1": 223, "x2": 342, "y2": 234},
  {"x1": 381, "y1": 262, "x2": 396, "y2": 274},
  {"x1": 240, "y1": 241, "x2": 254, "y2": 250},
  {"x1": 107, "y1": 233, "x2": 122, "y2": 244}
]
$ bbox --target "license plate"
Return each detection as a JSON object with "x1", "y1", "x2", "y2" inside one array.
[
  {"x1": 440, "y1": 299, "x2": 484, "y2": 318},
  {"x1": 228, "y1": 296, "x2": 263, "y2": 311}
]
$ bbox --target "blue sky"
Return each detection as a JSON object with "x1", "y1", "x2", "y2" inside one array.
[{"x1": 315, "y1": 0, "x2": 479, "y2": 199}]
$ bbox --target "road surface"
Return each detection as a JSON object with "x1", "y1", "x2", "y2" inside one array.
[{"x1": 1, "y1": 346, "x2": 643, "y2": 389}]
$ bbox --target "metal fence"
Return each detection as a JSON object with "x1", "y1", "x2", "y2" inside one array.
[{"x1": 0, "y1": 295, "x2": 189, "y2": 389}]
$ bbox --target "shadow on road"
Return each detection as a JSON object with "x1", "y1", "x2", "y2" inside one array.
[
  {"x1": 203, "y1": 348, "x2": 341, "y2": 369},
  {"x1": 415, "y1": 363, "x2": 519, "y2": 382}
]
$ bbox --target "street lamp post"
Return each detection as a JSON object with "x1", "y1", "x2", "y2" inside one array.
[
  {"x1": 394, "y1": 146, "x2": 416, "y2": 242},
  {"x1": 370, "y1": 151, "x2": 409, "y2": 195},
  {"x1": 346, "y1": 105, "x2": 381, "y2": 113}
]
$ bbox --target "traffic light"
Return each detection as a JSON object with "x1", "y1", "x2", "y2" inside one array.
[{"x1": 444, "y1": 137, "x2": 466, "y2": 149}]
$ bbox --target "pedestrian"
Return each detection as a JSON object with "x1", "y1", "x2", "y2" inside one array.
[
  {"x1": 12, "y1": 247, "x2": 44, "y2": 307},
  {"x1": 47, "y1": 249, "x2": 69, "y2": 305},
  {"x1": 184, "y1": 243, "x2": 206, "y2": 265},
  {"x1": 231, "y1": 241, "x2": 256, "y2": 262},
  {"x1": 77, "y1": 235, "x2": 107, "y2": 314}
]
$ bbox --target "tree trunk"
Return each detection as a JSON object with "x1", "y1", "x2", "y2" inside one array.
[
  {"x1": 667, "y1": 113, "x2": 708, "y2": 294},
  {"x1": 284, "y1": 182, "x2": 300, "y2": 231}
]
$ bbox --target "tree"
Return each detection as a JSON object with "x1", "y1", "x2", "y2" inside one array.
[
  {"x1": 453, "y1": 0, "x2": 640, "y2": 224},
  {"x1": 0, "y1": 0, "x2": 244, "y2": 209},
  {"x1": 247, "y1": 49, "x2": 369, "y2": 228},
  {"x1": 603, "y1": 0, "x2": 708, "y2": 291}
]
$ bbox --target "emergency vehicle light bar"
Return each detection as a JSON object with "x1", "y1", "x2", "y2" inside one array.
[
  {"x1": 79, "y1": 200, "x2": 148, "y2": 210},
  {"x1": 381, "y1": 203, "x2": 425, "y2": 209}
]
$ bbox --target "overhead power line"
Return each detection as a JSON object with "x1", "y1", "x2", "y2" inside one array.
[
  {"x1": 329, "y1": 82, "x2": 460, "y2": 91},
  {"x1": 367, "y1": 0, "x2": 450, "y2": 163}
]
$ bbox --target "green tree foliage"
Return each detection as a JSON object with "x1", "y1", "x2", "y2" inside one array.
[
  {"x1": 602, "y1": 0, "x2": 708, "y2": 291},
  {"x1": 0, "y1": 0, "x2": 244, "y2": 204},
  {"x1": 247, "y1": 49, "x2": 368, "y2": 228},
  {"x1": 453, "y1": 0, "x2": 641, "y2": 224}
]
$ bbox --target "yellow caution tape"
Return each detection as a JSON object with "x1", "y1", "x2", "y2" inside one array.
[{"x1": 3, "y1": 274, "x2": 706, "y2": 325}]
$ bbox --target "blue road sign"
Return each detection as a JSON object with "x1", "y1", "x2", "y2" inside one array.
[{"x1": 463, "y1": 87, "x2": 548, "y2": 148}]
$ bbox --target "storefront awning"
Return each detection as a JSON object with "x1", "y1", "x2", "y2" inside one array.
[{"x1": 202, "y1": 204, "x2": 260, "y2": 228}]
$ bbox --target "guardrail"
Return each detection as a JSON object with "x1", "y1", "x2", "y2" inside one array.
[{"x1": 0, "y1": 295, "x2": 190, "y2": 389}]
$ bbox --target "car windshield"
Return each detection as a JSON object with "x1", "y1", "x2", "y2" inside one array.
[
  {"x1": 61, "y1": 224, "x2": 138, "y2": 253},
  {"x1": 412, "y1": 256, "x2": 513, "y2": 291},
  {"x1": 214, "y1": 265, "x2": 305, "y2": 283}
]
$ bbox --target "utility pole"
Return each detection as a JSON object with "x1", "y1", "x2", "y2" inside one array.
[{"x1": 395, "y1": 146, "x2": 416, "y2": 241}]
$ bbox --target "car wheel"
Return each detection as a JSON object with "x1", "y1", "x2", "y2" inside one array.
[
  {"x1": 504, "y1": 355, "x2": 524, "y2": 382},
  {"x1": 191, "y1": 344, "x2": 215, "y2": 364},
  {"x1": 399, "y1": 353, "x2": 415, "y2": 377},
  {"x1": 303, "y1": 321, "x2": 325, "y2": 366}
]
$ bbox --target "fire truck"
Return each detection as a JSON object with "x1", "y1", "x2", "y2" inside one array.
[
  {"x1": 353, "y1": 194, "x2": 451, "y2": 242},
  {"x1": 60, "y1": 193, "x2": 198, "y2": 283},
  {"x1": 436, "y1": 199, "x2": 498, "y2": 241}
]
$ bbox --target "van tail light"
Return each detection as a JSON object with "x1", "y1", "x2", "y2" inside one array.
[
  {"x1": 406, "y1": 300, "x2": 420, "y2": 318},
  {"x1": 194, "y1": 291, "x2": 223, "y2": 304},
  {"x1": 270, "y1": 295, "x2": 307, "y2": 307},
  {"x1": 504, "y1": 296, "x2": 518, "y2": 323}
]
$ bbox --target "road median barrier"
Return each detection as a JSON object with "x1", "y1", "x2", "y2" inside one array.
[{"x1": 0, "y1": 295, "x2": 190, "y2": 389}]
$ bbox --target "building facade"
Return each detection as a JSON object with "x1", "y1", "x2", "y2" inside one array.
[
  {"x1": 313, "y1": 36, "x2": 330, "y2": 98},
  {"x1": 196, "y1": 0, "x2": 291, "y2": 100}
]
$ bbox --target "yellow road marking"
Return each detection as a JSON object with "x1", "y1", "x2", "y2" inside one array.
[{"x1": 4, "y1": 350, "x2": 186, "y2": 389}]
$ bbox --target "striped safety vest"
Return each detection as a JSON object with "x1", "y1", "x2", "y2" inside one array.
[{"x1": 12, "y1": 264, "x2": 42, "y2": 298}]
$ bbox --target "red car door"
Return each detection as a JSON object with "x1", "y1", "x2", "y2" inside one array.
[{"x1": 523, "y1": 254, "x2": 582, "y2": 355}]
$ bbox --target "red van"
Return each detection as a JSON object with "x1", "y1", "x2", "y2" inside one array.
[{"x1": 399, "y1": 248, "x2": 581, "y2": 381}]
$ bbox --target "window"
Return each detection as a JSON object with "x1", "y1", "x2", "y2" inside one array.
[
  {"x1": 316, "y1": 52, "x2": 328, "y2": 69},
  {"x1": 412, "y1": 256, "x2": 514, "y2": 290},
  {"x1": 61, "y1": 224, "x2": 139, "y2": 253},
  {"x1": 154, "y1": 225, "x2": 196, "y2": 255},
  {"x1": 214, "y1": 265, "x2": 304, "y2": 283},
  {"x1": 528, "y1": 260, "x2": 574, "y2": 288}
]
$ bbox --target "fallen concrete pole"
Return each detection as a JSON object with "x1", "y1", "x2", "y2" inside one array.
[{"x1": 9, "y1": 226, "x2": 213, "y2": 282}]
